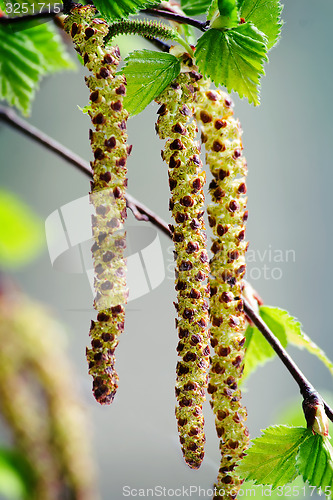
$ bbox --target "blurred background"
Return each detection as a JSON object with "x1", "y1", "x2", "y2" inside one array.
[{"x1": 0, "y1": 0, "x2": 332, "y2": 498}]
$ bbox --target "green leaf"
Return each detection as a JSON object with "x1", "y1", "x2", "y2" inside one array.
[
  {"x1": 238, "y1": 0, "x2": 283, "y2": 50},
  {"x1": 243, "y1": 318, "x2": 287, "y2": 380},
  {"x1": 0, "y1": 25, "x2": 44, "y2": 115},
  {"x1": 23, "y1": 23, "x2": 75, "y2": 73},
  {"x1": 0, "y1": 448, "x2": 35, "y2": 499},
  {"x1": 180, "y1": 0, "x2": 212, "y2": 16},
  {"x1": 195, "y1": 23, "x2": 268, "y2": 105},
  {"x1": 0, "y1": 189, "x2": 44, "y2": 268},
  {"x1": 207, "y1": 0, "x2": 219, "y2": 20},
  {"x1": 261, "y1": 306, "x2": 333, "y2": 378},
  {"x1": 0, "y1": 0, "x2": 61, "y2": 15},
  {"x1": 239, "y1": 425, "x2": 310, "y2": 488},
  {"x1": 93, "y1": 0, "x2": 157, "y2": 20},
  {"x1": 122, "y1": 50, "x2": 181, "y2": 116},
  {"x1": 297, "y1": 434, "x2": 333, "y2": 494}
]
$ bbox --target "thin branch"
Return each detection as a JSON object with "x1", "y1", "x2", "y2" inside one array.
[
  {"x1": 243, "y1": 298, "x2": 333, "y2": 422},
  {"x1": 1, "y1": 105, "x2": 332, "y2": 424},
  {"x1": 141, "y1": 8, "x2": 209, "y2": 32},
  {"x1": 0, "y1": 106, "x2": 172, "y2": 239},
  {"x1": 0, "y1": 9, "x2": 62, "y2": 24}
]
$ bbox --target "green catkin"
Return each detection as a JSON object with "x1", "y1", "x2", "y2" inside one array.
[
  {"x1": 196, "y1": 82, "x2": 249, "y2": 499},
  {"x1": 64, "y1": 5, "x2": 130, "y2": 405},
  {"x1": 155, "y1": 54, "x2": 210, "y2": 469}
]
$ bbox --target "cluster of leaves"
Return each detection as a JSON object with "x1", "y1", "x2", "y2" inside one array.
[{"x1": 0, "y1": 0, "x2": 282, "y2": 115}]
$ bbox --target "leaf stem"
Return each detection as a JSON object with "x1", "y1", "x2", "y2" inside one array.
[
  {"x1": 141, "y1": 8, "x2": 209, "y2": 32},
  {"x1": 1, "y1": 105, "x2": 332, "y2": 423}
]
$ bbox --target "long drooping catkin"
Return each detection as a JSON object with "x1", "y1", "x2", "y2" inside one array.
[
  {"x1": 155, "y1": 57, "x2": 210, "y2": 470},
  {"x1": 0, "y1": 291, "x2": 97, "y2": 500},
  {"x1": 196, "y1": 82, "x2": 249, "y2": 499},
  {"x1": 64, "y1": 5, "x2": 130, "y2": 405}
]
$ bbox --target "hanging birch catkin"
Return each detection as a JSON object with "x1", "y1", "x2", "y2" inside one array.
[
  {"x1": 196, "y1": 81, "x2": 249, "y2": 499},
  {"x1": 64, "y1": 5, "x2": 130, "y2": 405},
  {"x1": 155, "y1": 54, "x2": 210, "y2": 470}
]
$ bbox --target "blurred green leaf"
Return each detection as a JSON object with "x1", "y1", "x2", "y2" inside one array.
[
  {"x1": 243, "y1": 310, "x2": 288, "y2": 380},
  {"x1": 122, "y1": 50, "x2": 181, "y2": 115},
  {"x1": 297, "y1": 434, "x2": 333, "y2": 494},
  {"x1": 180, "y1": 0, "x2": 212, "y2": 16},
  {"x1": 0, "y1": 189, "x2": 44, "y2": 268},
  {"x1": 261, "y1": 306, "x2": 333, "y2": 378}
]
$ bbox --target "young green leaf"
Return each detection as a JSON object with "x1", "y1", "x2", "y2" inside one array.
[
  {"x1": 93, "y1": 0, "x2": 157, "y2": 20},
  {"x1": 0, "y1": 189, "x2": 44, "y2": 268},
  {"x1": 261, "y1": 306, "x2": 333, "y2": 378},
  {"x1": 297, "y1": 434, "x2": 333, "y2": 494},
  {"x1": 23, "y1": 23, "x2": 75, "y2": 73},
  {"x1": 195, "y1": 23, "x2": 268, "y2": 105},
  {"x1": 243, "y1": 320, "x2": 287, "y2": 380},
  {"x1": 0, "y1": 25, "x2": 44, "y2": 114},
  {"x1": 180, "y1": 0, "x2": 212, "y2": 16},
  {"x1": 122, "y1": 50, "x2": 181, "y2": 116},
  {"x1": 238, "y1": 425, "x2": 310, "y2": 487},
  {"x1": 238, "y1": 0, "x2": 283, "y2": 50}
]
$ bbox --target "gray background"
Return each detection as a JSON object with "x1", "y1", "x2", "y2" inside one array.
[{"x1": 0, "y1": 1, "x2": 332, "y2": 498}]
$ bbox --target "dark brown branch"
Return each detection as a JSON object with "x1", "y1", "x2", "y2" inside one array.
[
  {"x1": 1, "y1": 105, "x2": 332, "y2": 423},
  {"x1": 0, "y1": 9, "x2": 62, "y2": 24},
  {"x1": 244, "y1": 298, "x2": 333, "y2": 423},
  {"x1": 141, "y1": 8, "x2": 209, "y2": 32}
]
